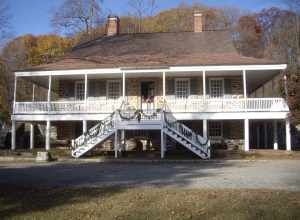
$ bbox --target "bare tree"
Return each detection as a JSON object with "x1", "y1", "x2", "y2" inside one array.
[
  {"x1": 128, "y1": 0, "x2": 157, "y2": 32},
  {"x1": 51, "y1": 0, "x2": 103, "y2": 36}
]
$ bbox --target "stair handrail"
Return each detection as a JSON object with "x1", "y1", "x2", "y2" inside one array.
[
  {"x1": 72, "y1": 112, "x2": 115, "y2": 150},
  {"x1": 163, "y1": 111, "x2": 210, "y2": 154}
]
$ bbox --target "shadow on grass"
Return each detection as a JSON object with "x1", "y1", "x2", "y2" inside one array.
[{"x1": 0, "y1": 160, "x2": 235, "y2": 219}]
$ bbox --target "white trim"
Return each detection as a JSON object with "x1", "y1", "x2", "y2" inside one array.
[
  {"x1": 175, "y1": 78, "x2": 190, "y2": 99},
  {"x1": 106, "y1": 79, "x2": 121, "y2": 100},
  {"x1": 15, "y1": 64, "x2": 287, "y2": 77},
  {"x1": 11, "y1": 111, "x2": 289, "y2": 122},
  {"x1": 209, "y1": 78, "x2": 225, "y2": 98}
]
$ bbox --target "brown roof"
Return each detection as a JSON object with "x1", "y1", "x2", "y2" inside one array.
[{"x1": 18, "y1": 31, "x2": 279, "y2": 72}]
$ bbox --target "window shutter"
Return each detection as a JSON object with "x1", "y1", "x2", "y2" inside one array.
[
  {"x1": 190, "y1": 78, "x2": 199, "y2": 95},
  {"x1": 206, "y1": 79, "x2": 209, "y2": 96},
  {"x1": 98, "y1": 80, "x2": 106, "y2": 96},
  {"x1": 166, "y1": 79, "x2": 174, "y2": 95},
  {"x1": 89, "y1": 81, "x2": 96, "y2": 97},
  {"x1": 225, "y1": 79, "x2": 232, "y2": 94}
]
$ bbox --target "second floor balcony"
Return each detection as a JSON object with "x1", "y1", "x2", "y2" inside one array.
[
  {"x1": 14, "y1": 96, "x2": 289, "y2": 114},
  {"x1": 13, "y1": 65, "x2": 289, "y2": 116}
]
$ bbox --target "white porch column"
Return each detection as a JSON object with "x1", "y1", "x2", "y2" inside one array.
[
  {"x1": 202, "y1": 71, "x2": 206, "y2": 98},
  {"x1": 161, "y1": 129, "x2": 165, "y2": 159},
  {"x1": 30, "y1": 123, "x2": 34, "y2": 150},
  {"x1": 114, "y1": 130, "x2": 119, "y2": 158},
  {"x1": 122, "y1": 72, "x2": 126, "y2": 101},
  {"x1": 45, "y1": 120, "x2": 51, "y2": 151},
  {"x1": 32, "y1": 84, "x2": 35, "y2": 102},
  {"x1": 163, "y1": 71, "x2": 166, "y2": 102},
  {"x1": 273, "y1": 120, "x2": 278, "y2": 150},
  {"x1": 11, "y1": 120, "x2": 16, "y2": 150},
  {"x1": 243, "y1": 70, "x2": 247, "y2": 111},
  {"x1": 203, "y1": 119, "x2": 208, "y2": 139},
  {"x1": 47, "y1": 75, "x2": 52, "y2": 112},
  {"x1": 286, "y1": 118, "x2": 291, "y2": 151},
  {"x1": 13, "y1": 76, "x2": 17, "y2": 114},
  {"x1": 121, "y1": 130, "x2": 126, "y2": 151},
  {"x1": 244, "y1": 119, "x2": 249, "y2": 152},
  {"x1": 84, "y1": 74, "x2": 88, "y2": 109},
  {"x1": 83, "y1": 120, "x2": 87, "y2": 134}
]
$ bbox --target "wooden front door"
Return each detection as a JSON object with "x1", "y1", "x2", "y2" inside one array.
[{"x1": 140, "y1": 81, "x2": 155, "y2": 111}]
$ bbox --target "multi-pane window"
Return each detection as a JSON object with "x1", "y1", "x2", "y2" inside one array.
[
  {"x1": 75, "y1": 81, "x2": 85, "y2": 101},
  {"x1": 175, "y1": 79, "x2": 190, "y2": 99},
  {"x1": 209, "y1": 79, "x2": 224, "y2": 98},
  {"x1": 209, "y1": 121, "x2": 222, "y2": 137},
  {"x1": 107, "y1": 80, "x2": 121, "y2": 100}
]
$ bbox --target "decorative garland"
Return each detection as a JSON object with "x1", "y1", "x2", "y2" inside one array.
[{"x1": 118, "y1": 109, "x2": 160, "y2": 122}]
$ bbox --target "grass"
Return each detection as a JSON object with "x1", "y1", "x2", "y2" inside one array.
[{"x1": 0, "y1": 186, "x2": 299, "y2": 220}]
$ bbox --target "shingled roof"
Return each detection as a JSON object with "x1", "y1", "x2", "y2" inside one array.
[{"x1": 18, "y1": 31, "x2": 279, "y2": 72}]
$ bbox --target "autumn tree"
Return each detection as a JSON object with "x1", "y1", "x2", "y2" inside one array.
[
  {"x1": 51, "y1": 0, "x2": 103, "y2": 37},
  {"x1": 127, "y1": 0, "x2": 157, "y2": 32}
]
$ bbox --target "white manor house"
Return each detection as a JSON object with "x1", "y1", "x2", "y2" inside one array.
[{"x1": 11, "y1": 13, "x2": 292, "y2": 159}]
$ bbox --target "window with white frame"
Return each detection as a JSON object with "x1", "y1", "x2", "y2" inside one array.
[
  {"x1": 209, "y1": 121, "x2": 223, "y2": 137},
  {"x1": 107, "y1": 80, "x2": 121, "y2": 100},
  {"x1": 75, "y1": 81, "x2": 85, "y2": 101},
  {"x1": 209, "y1": 79, "x2": 224, "y2": 98},
  {"x1": 175, "y1": 79, "x2": 190, "y2": 99}
]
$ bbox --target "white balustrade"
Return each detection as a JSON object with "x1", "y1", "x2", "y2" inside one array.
[
  {"x1": 166, "y1": 97, "x2": 288, "y2": 113},
  {"x1": 14, "y1": 97, "x2": 288, "y2": 114},
  {"x1": 14, "y1": 99, "x2": 122, "y2": 114}
]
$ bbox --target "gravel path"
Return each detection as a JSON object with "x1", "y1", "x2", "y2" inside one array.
[{"x1": 0, "y1": 160, "x2": 299, "y2": 191}]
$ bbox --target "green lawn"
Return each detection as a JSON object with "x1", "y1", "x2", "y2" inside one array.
[{"x1": 0, "y1": 186, "x2": 299, "y2": 220}]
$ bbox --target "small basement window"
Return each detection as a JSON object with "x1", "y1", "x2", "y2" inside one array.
[
  {"x1": 107, "y1": 80, "x2": 121, "y2": 100},
  {"x1": 209, "y1": 121, "x2": 223, "y2": 138},
  {"x1": 175, "y1": 78, "x2": 190, "y2": 99}
]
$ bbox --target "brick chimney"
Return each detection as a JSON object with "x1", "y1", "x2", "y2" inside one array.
[
  {"x1": 194, "y1": 11, "x2": 204, "y2": 33},
  {"x1": 106, "y1": 15, "x2": 120, "y2": 36}
]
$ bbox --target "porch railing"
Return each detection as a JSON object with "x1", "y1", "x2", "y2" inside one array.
[
  {"x1": 165, "y1": 97, "x2": 289, "y2": 113},
  {"x1": 14, "y1": 97, "x2": 289, "y2": 114},
  {"x1": 14, "y1": 99, "x2": 122, "y2": 114}
]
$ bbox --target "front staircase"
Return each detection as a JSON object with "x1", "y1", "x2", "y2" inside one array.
[
  {"x1": 163, "y1": 112, "x2": 210, "y2": 159},
  {"x1": 71, "y1": 107, "x2": 210, "y2": 159},
  {"x1": 71, "y1": 113, "x2": 115, "y2": 158}
]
